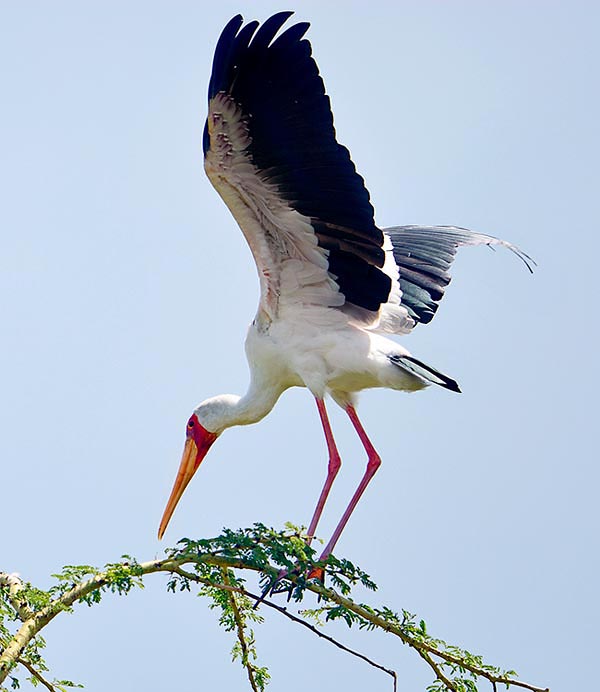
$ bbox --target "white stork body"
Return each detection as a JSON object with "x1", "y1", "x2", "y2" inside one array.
[{"x1": 157, "y1": 12, "x2": 533, "y2": 555}]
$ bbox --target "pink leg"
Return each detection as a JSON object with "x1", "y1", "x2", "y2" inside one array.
[
  {"x1": 319, "y1": 404, "x2": 381, "y2": 559},
  {"x1": 306, "y1": 398, "x2": 342, "y2": 545}
]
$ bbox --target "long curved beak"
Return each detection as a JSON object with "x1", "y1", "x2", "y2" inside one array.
[{"x1": 158, "y1": 429, "x2": 217, "y2": 539}]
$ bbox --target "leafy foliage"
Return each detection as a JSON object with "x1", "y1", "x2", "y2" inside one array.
[{"x1": 1, "y1": 524, "x2": 544, "y2": 692}]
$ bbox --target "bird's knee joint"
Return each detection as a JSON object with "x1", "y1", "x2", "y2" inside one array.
[
  {"x1": 328, "y1": 454, "x2": 341, "y2": 475},
  {"x1": 367, "y1": 453, "x2": 381, "y2": 473}
]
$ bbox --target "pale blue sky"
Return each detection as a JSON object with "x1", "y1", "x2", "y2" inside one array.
[{"x1": 1, "y1": 2, "x2": 598, "y2": 690}]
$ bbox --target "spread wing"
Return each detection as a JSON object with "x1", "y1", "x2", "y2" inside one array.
[
  {"x1": 203, "y1": 12, "x2": 397, "y2": 322},
  {"x1": 384, "y1": 225, "x2": 535, "y2": 327}
]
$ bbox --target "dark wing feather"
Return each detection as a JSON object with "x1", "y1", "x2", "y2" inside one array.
[{"x1": 386, "y1": 225, "x2": 535, "y2": 325}]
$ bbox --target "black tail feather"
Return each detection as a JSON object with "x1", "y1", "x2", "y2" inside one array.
[{"x1": 390, "y1": 354, "x2": 461, "y2": 393}]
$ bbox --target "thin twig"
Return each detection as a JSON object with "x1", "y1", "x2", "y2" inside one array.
[
  {"x1": 16, "y1": 658, "x2": 56, "y2": 691},
  {"x1": 256, "y1": 596, "x2": 398, "y2": 691},
  {"x1": 172, "y1": 566, "x2": 397, "y2": 691},
  {"x1": 220, "y1": 569, "x2": 259, "y2": 692},
  {"x1": 417, "y1": 649, "x2": 458, "y2": 692}
]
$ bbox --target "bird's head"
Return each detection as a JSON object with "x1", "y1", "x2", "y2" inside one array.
[{"x1": 157, "y1": 403, "x2": 221, "y2": 540}]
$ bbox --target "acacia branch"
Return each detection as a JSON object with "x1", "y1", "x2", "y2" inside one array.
[
  {"x1": 171, "y1": 565, "x2": 397, "y2": 690},
  {"x1": 0, "y1": 555, "x2": 253, "y2": 682},
  {"x1": 314, "y1": 585, "x2": 548, "y2": 692},
  {"x1": 315, "y1": 585, "x2": 549, "y2": 692},
  {"x1": 0, "y1": 549, "x2": 548, "y2": 692}
]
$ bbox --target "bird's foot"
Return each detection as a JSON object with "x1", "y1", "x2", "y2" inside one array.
[
  {"x1": 254, "y1": 568, "x2": 292, "y2": 608},
  {"x1": 254, "y1": 563, "x2": 325, "y2": 608},
  {"x1": 306, "y1": 565, "x2": 325, "y2": 583}
]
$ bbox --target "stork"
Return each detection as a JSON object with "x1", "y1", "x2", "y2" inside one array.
[{"x1": 157, "y1": 12, "x2": 533, "y2": 560}]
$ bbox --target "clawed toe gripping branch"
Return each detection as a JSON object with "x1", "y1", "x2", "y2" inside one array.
[{"x1": 1, "y1": 524, "x2": 548, "y2": 692}]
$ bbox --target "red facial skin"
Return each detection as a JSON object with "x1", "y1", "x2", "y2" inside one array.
[{"x1": 157, "y1": 414, "x2": 218, "y2": 539}]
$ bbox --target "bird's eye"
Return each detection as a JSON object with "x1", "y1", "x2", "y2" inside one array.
[{"x1": 187, "y1": 418, "x2": 194, "y2": 428}]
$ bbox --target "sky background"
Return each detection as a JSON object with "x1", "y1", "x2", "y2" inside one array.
[{"x1": 1, "y1": 2, "x2": 598, "y2": 690}]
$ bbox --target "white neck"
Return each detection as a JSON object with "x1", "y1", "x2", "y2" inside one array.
[{"x1": 196, "y1": 381, "x2": 285, "y2": 434}]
